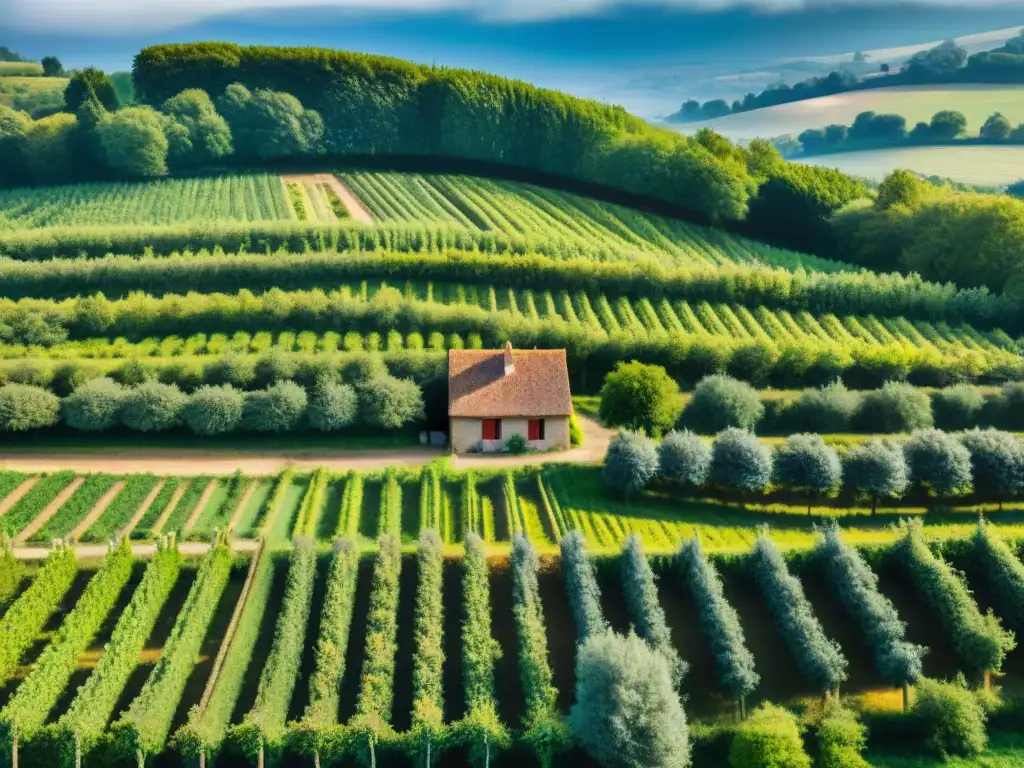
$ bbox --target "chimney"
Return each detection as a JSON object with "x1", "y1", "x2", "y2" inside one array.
[{"x1": 503, "y1": 341, "x2": 515, "y2": 376}]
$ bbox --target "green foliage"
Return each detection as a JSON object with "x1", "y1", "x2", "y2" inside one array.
[
  {"x1": 408, "y1": 530, "x2": 445, "y2": 758},
  {"x1": 23, "y1": 113, "x2": 77, "y2": 183},
  {"x1": 932, "y1": 385, "x2": 985, "y2": 430},
  {"x1": 569, "y1": 630, "x2": 691, "y2": 768},
  {"x1": 161, "y1": 88, "x2": 232, "y2": 166},
  {"x1": 709, "y1": 428, "x2": 772, "y2": 493},
  {"x1": 658, "y1": 429, "x2": 711, "y2": 487},
  {"x1": 65, "y1": 68, "x2": 118, "y2": 112},
  {"x1": 561, "y1": 530, "x2": 609, "y2": 641},
  {"x1": 0, "y1": 533, "x2": 22, "y2": 607},
  {"x1": 895, "y1": 521, "x2": 1015, "y2": 674},
  {"x1": 914, "y1": 677, "x2": 988, "y2": 759},
  {"x1": 729, "y1": 703, "x2": 810, "y2": 768},
  {"x1": 308, "y1": 378, "x2": 357, "y2": 431},
  {"x1": 684, "y1": 375, "x2": 764, "y2": 434},
  {"x1": 0, "y1": 540, "x2": 134, "y2": 745},
  {"x1": 604, "y1": 430, "x2": 659, "y2": 497},
  {"x1": 751, "y1": 535, "x2": 847, "y2": 692},
  {"x1": 0, "y1": 471, "x2": 76, "y2": 537},
  {"x1": 120, "y1": 380, "x2": 186, "y2": 432},
  {"x1": 621, "y1": 535, "x2": 686, "y2": 687},
  {"x1": 182, "y1": 383, "x2": 245, "y2": 435},
  {"x1": 504, "y1": 433, "x2": 529, "y2": 455},
  {"x1": 599, "y1": 361, "x2": 682, "y2": 437},
  {"x1": 959, "y1": 429, "x2": 1024, "y2": 504},
  {"x1": 0, "y1": 546, "x2": 76, "y2": 685},
  {"x1": 776, "y1": 380, "x2": 860, "y2": 434},
  {"x1": 359, "y1": 375, "x2": 424, "y2": 429},
  {"x1": 817, "y1": 524, "x2": 924, "y2": 686},
  {"x1": 676, "y1": 538, "x2": 758, "y2": 699},
  {"x1": 355, "y1": 534, "x2": 402, "y2": 725},
  {"x1": 0, "y1": 104, "x2": 30, "y2": 186},
  {"x1": 0, "y1": 383, "x2": 60, "y2": 431},
  {"x1": 243, "y1": 380, "x2": 307, "y2": 432},
  {"x1": 973, "y1": 522, "x2": 1024, "y2": 632},
  {"x1": 816, "y1": 704, "x2": 869, "y2": 768},
  {"x1": 99, "y1": 106, "x2": 169, "y2": 178},
  {"x1": 33, "y1": 473, "x2": 118, "y2": 541},
  {"x1": 463, "y1": 533, "x2": 501, "y2": 716},
  {"x1": 62, "y1": 377, "x2": 126, "y2": 431},
  {"x1": 841, "y1": 439, "x2": 908, "y2": 510},
  {"x1": 903, "y1": 429, "x2": 973, "y2": 498},
  {"x1": 855, "y1": 381, "x2": 933, "y2": 433},
  {"x1": 569, "y1": 411, "x2": 583, "y2": 447},
  {"x1": 218, "y1": 82, "x2": 323, "y2": 160},
  {"x1": 772, "y1": 434, "x2": 841, "y2": 502}
]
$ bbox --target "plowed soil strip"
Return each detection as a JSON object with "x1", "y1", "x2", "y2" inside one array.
[
  {"x1": 117, "y1": 479, "x2": 166, "y2": 540},
  {"x1": 151, "y1": 482, "x2": 187, "y2": 536},
  {"x1": 69, "y1": 481, "x2": 126, "y2": 541},
  {"x1": 15, "y1": 477, "x2": 84, "y2": 544},
  {"x1": 226, "y1": 480, "x2": 258, "y2": 533},
  {"x1": 281, "y1": 173, "x2": 374, "y2": 224},
  {"x1": 0, "y1": 477, "x2": 38, "y2": 517},
  {"x1": 183, "y1": 480, "x2": 220, "y2": 534}
]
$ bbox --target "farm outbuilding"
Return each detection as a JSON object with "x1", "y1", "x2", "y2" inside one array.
[{"x1": 448, "y1": 343, "x2": 572, "y2": 453}]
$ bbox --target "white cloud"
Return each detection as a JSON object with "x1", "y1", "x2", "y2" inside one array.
[{"x1": 3, "y1": 0, "x2": 1019, "y2": 33}]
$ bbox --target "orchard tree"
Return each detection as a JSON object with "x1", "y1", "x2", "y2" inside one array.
[
  {"x1": 65, "y1": 68, "x2": 119, "y2": 112},
  {"x1": 931, "y1": 385, "x2": 985, "y2": 430},
  {"x1": 709, "y1": 428, "x2": 773, "y2": 494},
  {"x1": 658, "y1": 430, "x2": 711, "y2": 488},
  {"x1": 183, "y1": 384, "x2": 245, "y2": 436},
  {"x1": 243, "y1": 381, "x2": 308, "y2": 432},
  {"x1": 981, "y1": 112, "x2": 1012, "y2": 141},
  {"x1": 62, "y1": 377, "x2": 125, "y2": 431},
  {"x1": 842, "y1": 440, "x2": 908, "y2": 514},
  {"x1": 729, "y1": 703, "x2": 810, "y2": 768},
  {"x1": 569, "y1": 631, "x2": 691, "y2": 768},
  {"x1": 0, "y1": 385, "x2": 60, "y2": 432},
  {"x1": 598, "y1": 361, "x2": 681, "y2": 437},
  {"x1": 855, "y1": 381, "x2": 933, "y2": 433},
  {"x1": 161, "y1": 89, "x2": 232, "y2": 166},
  {"x1": 904, "y1": 429, "x2": 973, "y2": 504},
  {"x1": 604, "y1": 430, "x2": 659, "y2": 498},
  {"x1": 308, "y1": 378, "x2": 358, "y2": 431},
  {"x1": 682, "y1": 375, "x2": 763, "y2": 434},
  {"x1": 99, "y1": 106, "x2": 169, "y2": 178},
  {"x1": 772, "y1": 434, "x2": 842, "y2": 513},
  {"x1": 959, "y1": 429, "x2": 1024, "y2": 508},
  {"x1": 120, "y1": 381, "x2": 186, "y2": 432}
]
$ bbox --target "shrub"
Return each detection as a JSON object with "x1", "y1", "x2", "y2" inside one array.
[
  {"x1": 709, "y1": 428, "x2": 772, "y2": 493},
  {"x1": 205, "y1": 355, "x2": 256, "y2": 388},
  {"x1": 604, "y1": 430, "x2": 659, "y2": 497},
  {"x1": 855, "y1": 381, "x2": 933, "y2": 433},
  {"x1": 359, "y1": 375, "x2": 424, "y2": 429},
  {"x1": 779, "y1": 380, "x2": 860, "y2": 433},
  {"x1": 932, "y1": 385, "x2": 986, "y2": 431},
  {"x1": 0, "y1": 384, "x2": 60, "y2": 431},
  {"x1": 307, "y1": 378, "x2": 357, "y2": 431},
  {"x1": 182, "y1": 384, "x2": 245, "y2": 435},
  {"x1": 598, "y1": 361, "x2": 681, "y2": 438},
  {"x1": 973, "y1": 522, "x2": 1024, "y2": 632},
  {"x1": 816, "y1": 704, "x2": 869, "y2": 768},
  {"x1": 729, "y1": 703, "x2": 810, "y2": 768},
  {"x1": 658, "y1": 430, "x2": 711, "y2": 487},
  {"x1": 994, "y1": 382, "x2": 1024, "y2": 430},
  {"x1": 62, "y1": 377, "x2": 126, "y2": 431},
  {"x1": 903, "y1": 429, "x2": 973, "y2": 499},
  {"x1": 683, "y1": 375, "x2": 763, "y2": 434},
  {"x1": 243, "y1": 381, "x2": 308, "y2": 432},
  {"x1": 569, "y1": 631, "x2": 690, "y2": 768},
  {"x1": 569, "y1": 412, "x2": 583, "y2": 448},
  {"x1": 914, "y1": 677, "x2": 987, "y2": 759},
  {"x1": 560, "y1": 531, "x2": 608, "y2": 642},
  {"x1": 504, "y1": 433, "x2": 529, "y2": 454},
  {"x1": 772, "y1": 434, "x2": 841, "y2": 509},
  {"x1": 841, "y1": 440, "x2": 908, "y2": 513},
  {"x1": 959, "y1": 429, "x2": 1024, "y2": 506},
  {"x1": 120, "y1": 381, "x2": 187, "y2": 432}
]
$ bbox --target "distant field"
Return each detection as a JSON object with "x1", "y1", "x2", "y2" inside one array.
[
  {"x1": 795, "y1": 145, "x2": 1024, "y2": 185},
  {"x1": 678, "y1": 84, "x2": 1024, "y2": 140},
  {"x1": 0, "y1": 62, "x2": 43, "y2": 77},
  {"x1": 0, "y1": 76, "x2": 67, "y2": 92}
]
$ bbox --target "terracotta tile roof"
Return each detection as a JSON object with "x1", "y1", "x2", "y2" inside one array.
[{"x1": 448, "y1": 346, "x2": 572, "y2": 418}]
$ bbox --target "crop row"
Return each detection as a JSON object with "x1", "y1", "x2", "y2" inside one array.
[{"x1": 0, "y1": 472, "x2": 77, "y2": 538}]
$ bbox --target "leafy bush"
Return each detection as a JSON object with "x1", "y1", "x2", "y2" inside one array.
[
  {"x1": 658, "y1": 430, "x2": 711, "y2": 487},
  {"x1": 778, "y1": 380, "x2": 860, "y2": 433},
  {"x1": 621, "y1": 535, "x2": 686, "y2": 687},
  {"x1": 683, "y1": 375, "x2": 764, "y2": 434},
  {"x1": 120, "y1": 381, "x2": 187, "y2": 432},
  {"x1": 914, "y1": 677, "x2": 988, "y2": 759},
  {"x1": 244, "y1": 380, "x2": 308, "y2": 432},
  {"x1": 973, "y1": 522, "x2": 1024, "y2": 632},
  {"x1": 841, "y1": 440, "x2": 908, "y2": 513},
  {"x1": 772, "y1": 434, "x2": 841, "y2": 508},
  {"x1": 569, "y1": 631, "x2": 690, "y2": 768},
  {"x1": 0, "y1": 383, "x2": 60, "y2": 431},
  {"x1": 182, "y1": 384, "x2": 245, "y2": 435},
  {"x1": 676, "y1": 538, "x2": 758, "y2": 700},
  {"x1": 932, "y1": 385, "x2": 986, "y2": 431},
  {"x1": 903, "y1": 429, "x2": 973, "y2": 498},
  {"x1": 817, "y1": 524, "x2": 924, "y2": 686},
  {"x1": 504, "y1": 433, "x2": 529, "y2": 455},
  {"x1": 729, "y1": 703, "x2": 810, "y2": 768},
  {"x1": 895, "y1": 521, "x2": 1014, "y2": 674},
  {"x1": 994, "y1": 381, "x2": 1024, "y2": 430},
  {"x1": 959, "y1": 429, "x2": 1024, "y2": 505},
  {"x1": 816, "y1": 704, "x2": 869, "y2": 768},
  {"x1": 855, "y1": 381, "x2": 933, "y2": 433},
  {"x1": 359, "y1": 375, "x2": 424, "y2": 429},
  {"x1": 604, "y1": 430, "x2": 659, "y2": 497},
  {"x1": 598, "y1": 361, "x2": 681, "y2": 437},
  {"x1": 62, "y1": 377, "x2": 126, "y2": 431},
  {"x1": 709, "y1": 428, "x2": 772, "y2": 493},
  {"x1": 569, "y1": 412, "x2": 583, "y2": 447},
  {"x1": 751, "y1": 535, "x2": 847, "y2": 692},
  {"x1": 307, "y1": 378, "x2": 357, "y2": 431},
  {"x1": 560, "y1": 531, "x2": 609, "y2": 641}
]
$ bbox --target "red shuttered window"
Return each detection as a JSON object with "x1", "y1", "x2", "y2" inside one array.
[
  {"x1": 482, "y1": 419, "x2": 501, "y2": 440},
  {"x1": 528, "y1": 419, "x2": 545, "y2": 440}
]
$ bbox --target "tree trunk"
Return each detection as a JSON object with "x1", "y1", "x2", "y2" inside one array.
[
  {"x1": 902, "y1": 683, "x2": 910, "y2": 712},
  {"x1": 75, "y1": 733, "x2": 82, "y2": 768},
  {"x1": 871, "y1": 496, "x2": 877, "y2": 516},
  {"x1": 11, "y1": 723, "x2": 16, "y2": 768},
  {"x1": 313, "y1": 751, "x2": 320, "y2": 768},
  {"x1": 984, "y1": 669, "x2": 992, "y2": 694},
  {"x1": 199, "y1": 750, "x2": 206, "y2": 768},
  {"x1": 137, "y1": 749, "x2": 145, "y2": 768}
]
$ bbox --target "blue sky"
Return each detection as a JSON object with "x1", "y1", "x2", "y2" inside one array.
[{"x1": 2, "y1": 1, "x2": 1021, "y2": 114}]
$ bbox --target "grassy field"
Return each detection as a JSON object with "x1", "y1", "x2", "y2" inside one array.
[
  {"x1": 0, "y1": 62, "x2": 43, "y2": 77},
  {"x1": 677, "y1": 84, "x2": 1024, "y2": 141},
  {"x1": 796, "y1": 145, "x2": 1024, "y2": 185}
]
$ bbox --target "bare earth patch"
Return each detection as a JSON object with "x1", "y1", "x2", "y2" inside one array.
[{"x1": 280, "y1": 173, "x2": 375, "y2": 224}]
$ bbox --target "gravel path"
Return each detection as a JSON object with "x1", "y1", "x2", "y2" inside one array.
[{"x1": 12, "y1": 539, "x2": 261, "y2": 560}]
